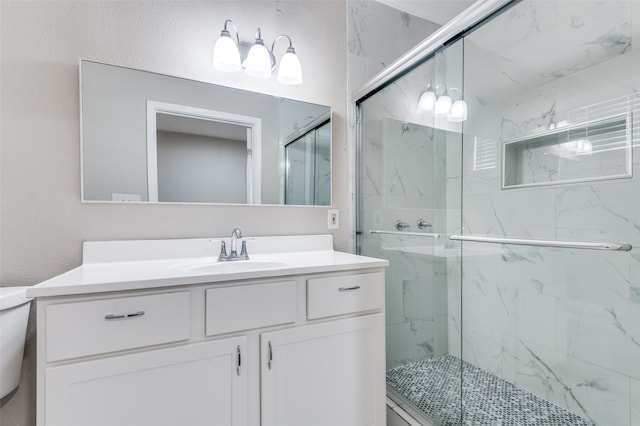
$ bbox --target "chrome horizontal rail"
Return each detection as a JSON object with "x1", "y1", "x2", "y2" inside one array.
[
  {"x1": 369, "y1": 230, "x2": 440, "y2": 239},
  {"x1": 449, "y1": 235, "x2": 632, "y2": 252}
]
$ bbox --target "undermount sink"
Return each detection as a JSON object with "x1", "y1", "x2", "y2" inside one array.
[{"x1": 174, "y1": 258, "x2": 289, "y2": 274}]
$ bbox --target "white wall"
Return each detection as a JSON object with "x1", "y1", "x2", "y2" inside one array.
[
  {"x1": 156, "y1": 131, "x2": 248, "y2": 204},
  {"x1": 0, "y1": 1, "x2": 347, "y2": 424}
]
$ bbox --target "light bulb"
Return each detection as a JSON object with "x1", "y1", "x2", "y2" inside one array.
[
  {"x1": 278, "y1": 47, "x2": 302, "y2": 85},
  {"x1": 447, "y1": 100, "x2": 468, "y2": 122},
  {"x1": 213, "y1": 30, "x2": 241, "y2": 72},
  {"x1": 245, "y1": 39, "x2": 272, "y2": 78},
  {"x1": 418, "y1": 89, "x2": 436, "y2": 111},
  {"x1": 435, "y1": 95, "x2": 452, "y2": 116}
]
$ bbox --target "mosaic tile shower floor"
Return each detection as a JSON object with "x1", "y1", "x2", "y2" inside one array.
[{"x1": 386, "y1": 355, "x2": 595, "y2": 426}]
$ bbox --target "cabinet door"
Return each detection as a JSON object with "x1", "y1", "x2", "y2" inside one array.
[
  {"x1": 261, "y1": 314, "x2": 385, "y2": 426},
  {"x1": 45, "y1": 338, "x2": 247, "y2": 426}
]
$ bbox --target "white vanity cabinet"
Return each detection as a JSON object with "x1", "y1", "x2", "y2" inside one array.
[
  {"x1": 261, "y1": 314, "x2": 384, "y2": 426},
  {"x1": 35, "y1": 271, "x2": 386, "y2": 426},
  {"x1": 44, "y1": 337, "x2": 248, "y2": 426}
]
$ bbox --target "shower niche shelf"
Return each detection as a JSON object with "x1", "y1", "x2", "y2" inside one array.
[{"x1": 502, "y1": 113, "x2": 632, "y2": 189}]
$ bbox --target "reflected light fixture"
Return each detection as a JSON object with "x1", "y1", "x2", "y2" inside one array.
[
  {"x1": 213, "y1": 19, "x2": 241, "y2": 72},
  {"x1": 213, "y1": 19, "x2": 303, "y2": 85},
  {"x1": 418, "y1": 83, "x2": 436, "y2": 111},
  {"x1": 434, "y1": 84, "x2": 452, "y2": 117},
  {"x1": 448, "y1": 99, "x2": 468, "y2": 122},
  {"x1": 418, "y1": 82, "x2": 468, "y2": 122}
]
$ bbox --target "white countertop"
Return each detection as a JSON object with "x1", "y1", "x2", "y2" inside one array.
[{"x1": 28, "y1": 235, "x2": 388, "y2": 298}]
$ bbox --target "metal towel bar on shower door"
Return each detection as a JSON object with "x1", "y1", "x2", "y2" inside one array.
[
  {"x1": 368, "y1": 230, "x2": 441, "y2": 239},
  {"x1": 448, "y1": 235, "x2": 632, "y2": 252}
]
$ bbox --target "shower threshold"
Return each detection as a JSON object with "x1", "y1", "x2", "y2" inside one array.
[{"x1": 386, "y1": 355, "x2": 595, "y2": 426}]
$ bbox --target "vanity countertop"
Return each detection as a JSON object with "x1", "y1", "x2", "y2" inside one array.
[{"x1": 28, "y1": 235, "x2": 388, "y2": 298}]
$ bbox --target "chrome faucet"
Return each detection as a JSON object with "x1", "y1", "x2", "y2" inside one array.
[{"x1": 218, "y1": 228, "x2": 249, "y2": 261}]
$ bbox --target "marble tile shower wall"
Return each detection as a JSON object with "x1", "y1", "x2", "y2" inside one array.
[
  {"x1": 456, "y1": 1, "x2": 640, "y2": 425},
  {"x1": 347, "y1": 1, "x2": 440, "y2": 91}
]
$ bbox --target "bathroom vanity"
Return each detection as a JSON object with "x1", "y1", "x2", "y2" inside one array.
[{"x1": 28, "y1": 235, "x2": 388, "y2": 426}]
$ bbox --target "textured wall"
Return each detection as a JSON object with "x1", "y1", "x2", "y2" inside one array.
[{"x1": 0, "y1": 1, "x2": 346, "y2": 424}]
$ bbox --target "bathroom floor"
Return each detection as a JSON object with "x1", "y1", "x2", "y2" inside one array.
[{"x1": 386, "y1": 355, "x2": 595, "y2": 426}]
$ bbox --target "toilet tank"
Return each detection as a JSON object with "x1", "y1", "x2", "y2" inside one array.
[{"x1": 0, "y1": 286, "x2": 32, "y2": 399}]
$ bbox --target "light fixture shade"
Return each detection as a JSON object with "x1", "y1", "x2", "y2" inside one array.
[
  {"x1": 213, "y1": 32, "x2": 241, "y2": 72},
  {"x1": 448, "y1": 100, "x2": 468, "y2": 122},
  {"x1": 245, "y1": 41, "x2": 272, "y2": 78},
  {"x1": 435, "y1": 95, "x2": 452, "y2": 116},
  {"x1": 278, "y1": 49, "x2": 303, "y2": 85},
  {"x1": 418, "y1": 89, "x2": 436, "y2": 111}
]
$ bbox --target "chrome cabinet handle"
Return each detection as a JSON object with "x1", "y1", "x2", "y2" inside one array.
[
  {"x1": 339, "y1": 285, "x2": 361, "y2": 292},
  {"x1": 104, "y1": 311, "x2": 145, "y2": 320},
  {"x1": 268, "y1": 341, "x2": 273, "y2": 370},
  {"x1": 236, "y1": 345, "x2": 242, "y2": 376}
]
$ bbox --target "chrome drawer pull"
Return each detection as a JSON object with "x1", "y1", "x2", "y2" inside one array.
[
  {"x1": 338, "y1": 285, "x2": 361, "y2": 292},
  {"x1": 104, "y1": 311, "x2": 145, "y2": 320}
]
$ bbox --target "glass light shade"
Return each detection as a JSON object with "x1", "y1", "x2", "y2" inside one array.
[
  {"x1": 418, "y1": 90, "x2": 436, "y2": 111},
  {"x1": 278, "y1": 49, "x2": 303, "y2": 85},
  {"x1": 245, "y1": 41, "x2": 272, "y2": 78},
  {"x1": 434, "y1": 95, "x2": 452, "y2": 116},
  {"x1": 576, "y1": 139, "x2": 593, "y2": 154},
  {"x1": 447, "y1": 100, "x2": 468, "y2": 122},
  {"x1": 213, "y1": 33, "x2": 241, "y2": 72}
]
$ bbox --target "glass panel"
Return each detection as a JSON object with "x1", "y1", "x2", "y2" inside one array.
[
  {"x1": 461, "y1": 1, "x2": 639, "y2": 425},
  {"x1": 313, "y1": 121, "x2": 331, "y2": 206},
  {"x1": 285, "y1": 133, "x2": 314, "y2": 205},
  {"x1": 356, "y1": 40, "x2": 464, "y2": 425},
  {"x1": 284, "y1": 120, "x2": 331, "y2": 206}
]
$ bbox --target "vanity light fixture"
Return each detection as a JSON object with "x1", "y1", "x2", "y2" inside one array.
[
  {"x1": 273, "y1": 35, "x2": 303, "y2": 85},
  {"x1": 244, "y1": 28, "x2": 272, "y2": 78},
  {"x1": 213, "y1": 19, "x2": 241, "y2": 72},
  {"x1": 213, "y1": 19, "x2": 303, "y2": 85}
]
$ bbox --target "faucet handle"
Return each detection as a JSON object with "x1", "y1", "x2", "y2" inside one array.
[
  {"x1": 218, "y1": 240, "x2": 228, "y2": 261},
  {"x1": 240, "y1": 240, "x2": 249, "y2": 259},
  {"x1": 417, "y1": 219, "x2": 432, "y2": 230}
]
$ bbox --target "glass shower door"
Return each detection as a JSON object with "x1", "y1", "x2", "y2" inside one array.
[
  {"x1": 457, "y1": 1, "x2": 640, "y2": 425},
  {"x1": 357, "y1": 41, "x2": 465, "y2": 425}
]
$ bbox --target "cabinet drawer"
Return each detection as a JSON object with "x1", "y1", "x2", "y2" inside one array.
[
  {"x1": 307, "y1": 272, "x2": 384, "y2": 319},
  {"x1": 206, "y1": 281, "x2": 296, "y2": 336},
  {"x1": 46, "y1": 291, "x2": 190, "y2": 362}
]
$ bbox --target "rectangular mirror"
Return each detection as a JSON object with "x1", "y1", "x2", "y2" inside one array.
[{"x1": 80, "y1": 60, "x2": 331, "y2": 206}]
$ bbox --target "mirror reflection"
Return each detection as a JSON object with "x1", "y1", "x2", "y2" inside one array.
[{"x1": 80, "y1": 60, "x2": 331, "y2": 205}]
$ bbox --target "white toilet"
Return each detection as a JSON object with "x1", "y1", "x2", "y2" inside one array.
[{"x1": 0, "y1": 286, "x2": 32, "y2": 399}]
